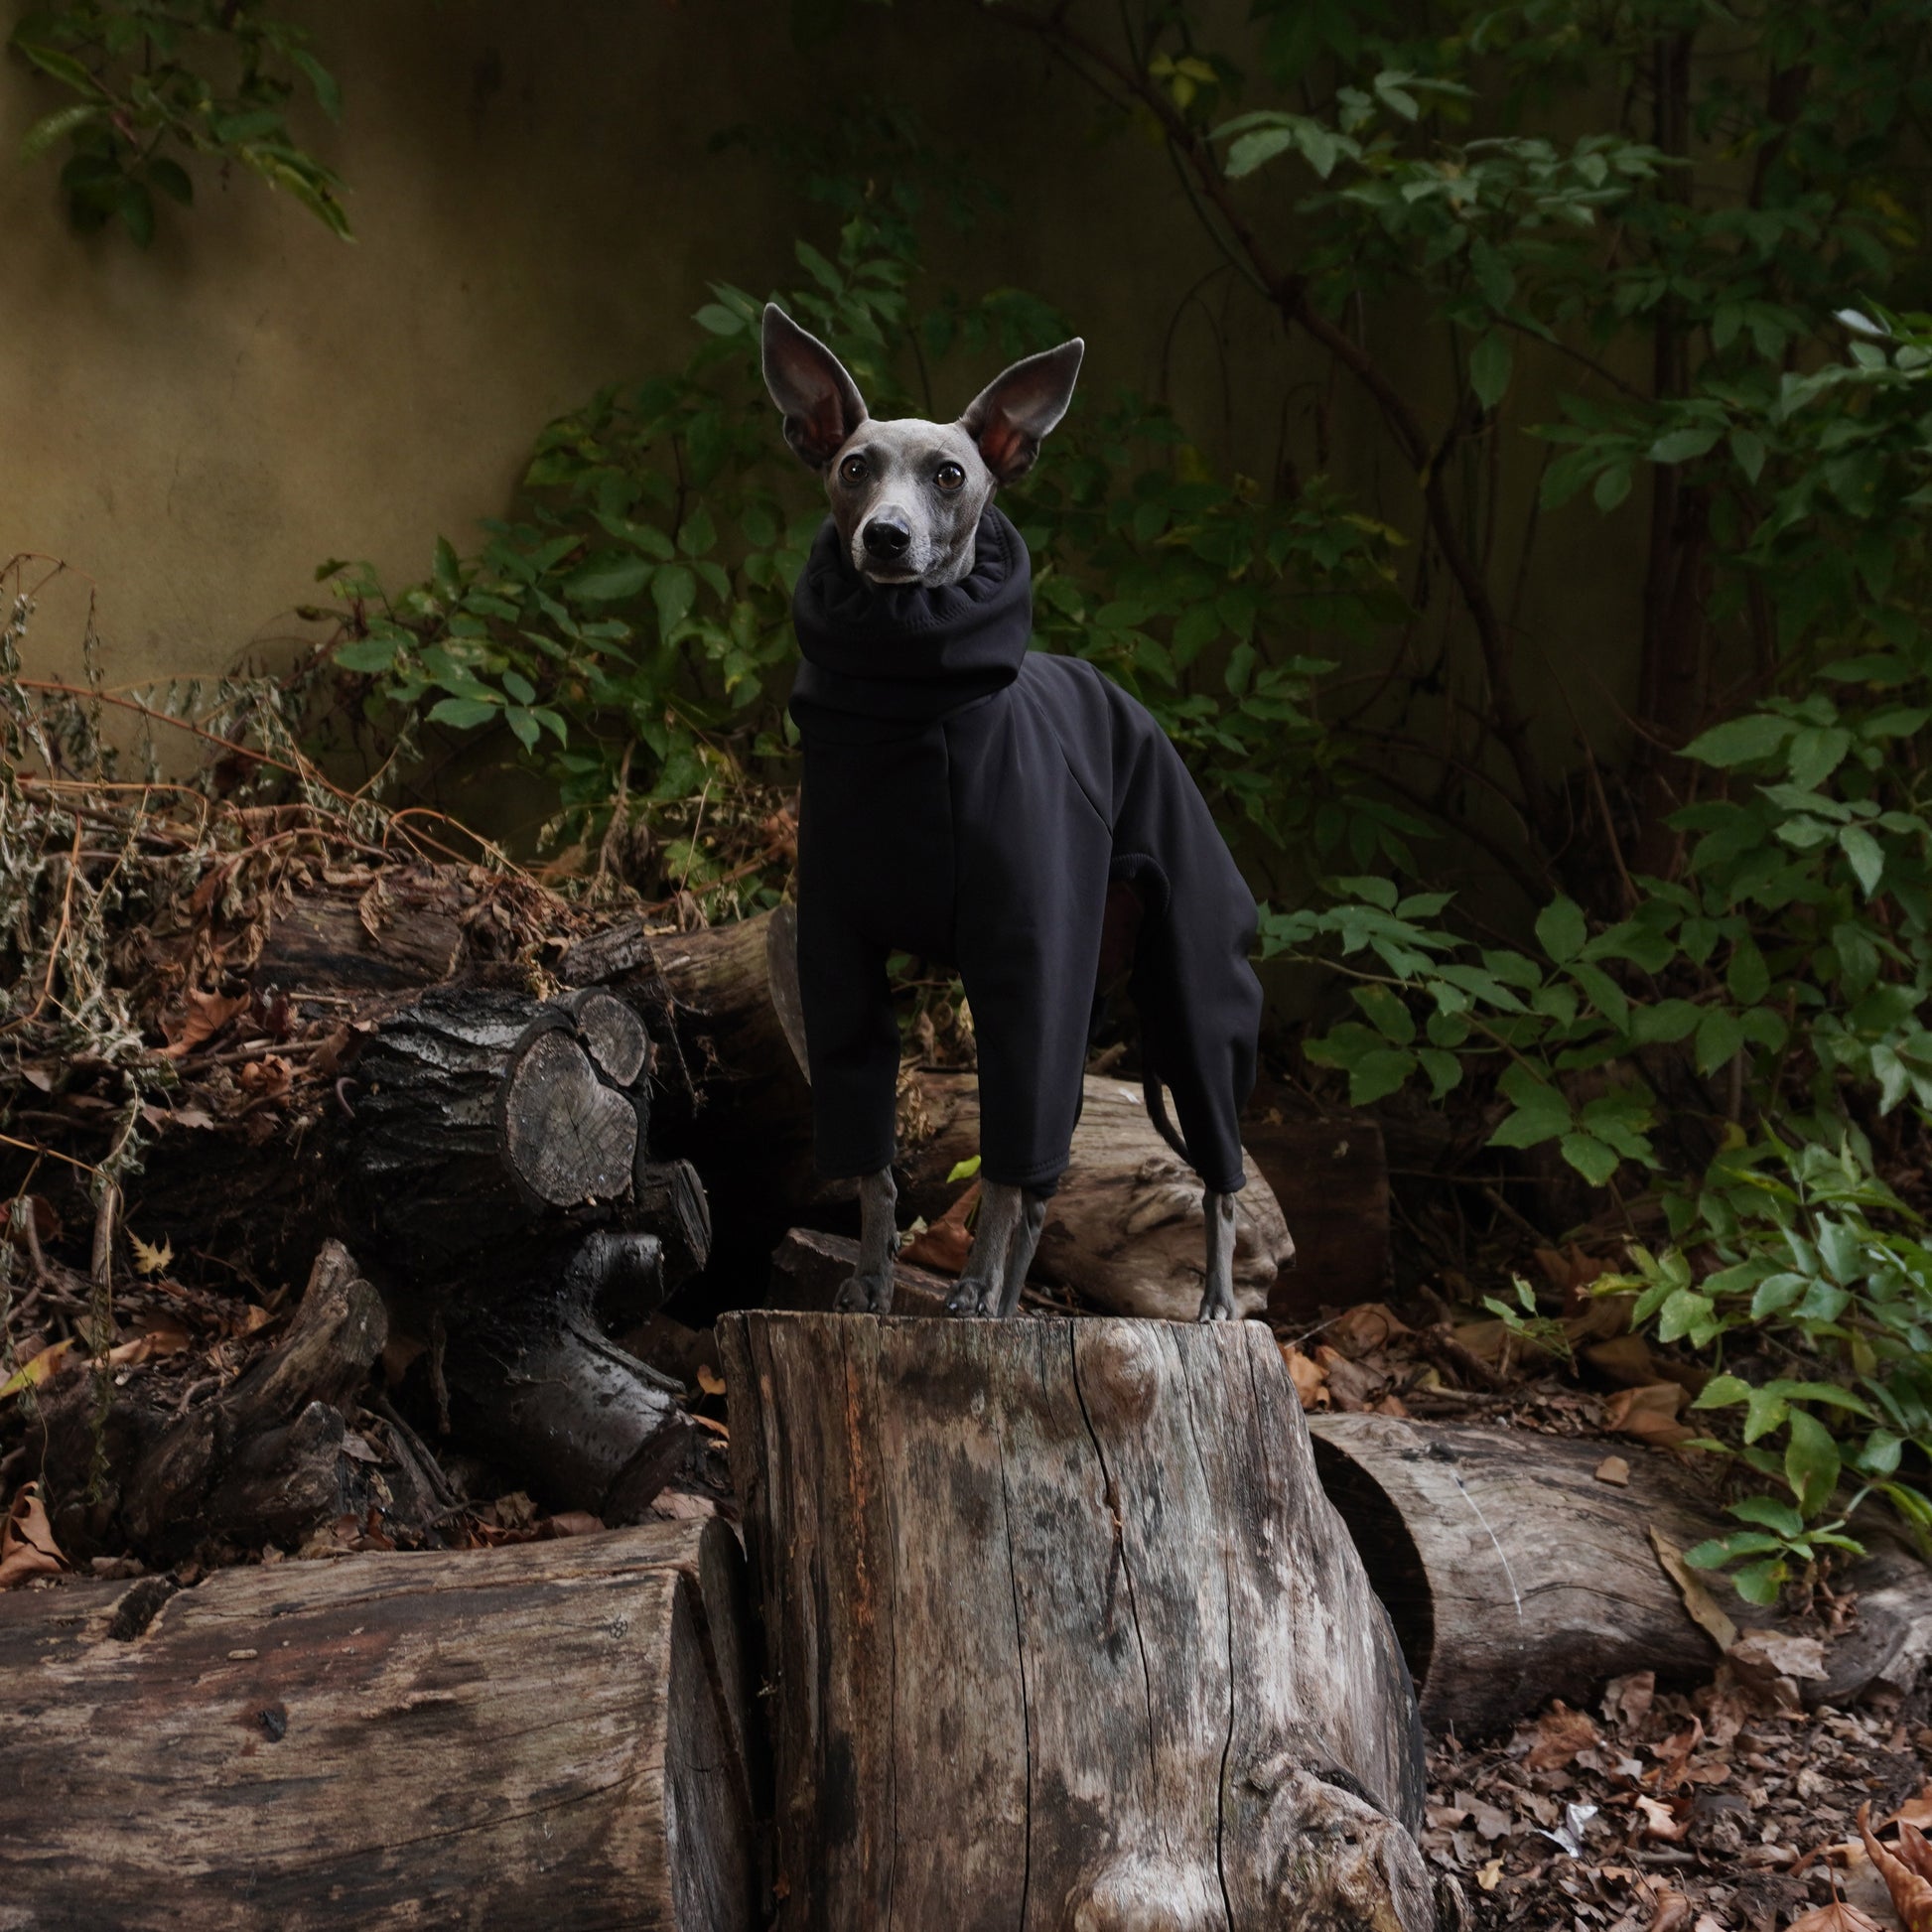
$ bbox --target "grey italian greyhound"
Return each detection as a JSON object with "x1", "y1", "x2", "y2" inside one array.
[{"x1": 763, "y1": 303, "x2": 1263, "y2": 1323}]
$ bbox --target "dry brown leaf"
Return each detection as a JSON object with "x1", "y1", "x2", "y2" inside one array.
[
  {"x1": 1327, "y1": 1303, "x2": 1413, "y2": 1356},
  {"x1": 1899, "y1": 1823, "x2": 1932, "y2": 1886},
  {"x1": 901, "y1": 1183, "x2": 976, "y2": 1275},
  {"x1": 1862, "y1": 1806, "x2": 1932, "y2": 1932},
  {"x1": 1635, "y1": 1795, "x2": 1690, "y2": 1843},
  {"x1": 1280, "y1": 1344, "x2": 1328, "y2": 1411},
  {"x1": 1526, "y1": 1701, "x2": 1600, "y2": 1770},
  {"x1": 1594, "y1": 1454, "x2": 1632, "y2": 1486},
  {"x1": 1645, "y1": 1889, "x2": 1693, "y2": 1932},
  {"x1": 0, "y1": 1336, "x2": 76, "y2": 1402},
  {"x1": 1786, "y1": 1906, "x2": 1885, "y2": 1932},
  {"x1": 239, "y1": 1054, "x2": 293, "y2": 1100},
  {"x1": 1727, "y1": 1628, "x2": 1829, "y2": 1685},
  {"x1": 1603, "y1": 1670, "x2": 1655, "y2": 1729},
  {"x1": 1654, "y1": 1718, "x2": 1707, "y2": 1792},
  {"x1": 129, "y1": 1230, "x2": 174, "y2": 1277},
  {"x1": 160, "y1": 988, "x2": 246, "y2": 1057},
  {"x1": 1475, "y1": 1858, "x2": 1504, "y2": 1892},
  {"x1": 696, "y1": 1364, "x2": 727, "y2": 1397},
  {"x1": 0, "y1": 1482, "x2": 66, "y2": 1589},
  {"x1": 1650, "y1": 1528, "x2": 1739, "y2": 1653},
  {"x1": 1605, "y1": 1381, "x2": 1697, "y2": 1447},
  {"x1": 1888, "y1": 1786, "x2": 1932, "y2": 1833}
]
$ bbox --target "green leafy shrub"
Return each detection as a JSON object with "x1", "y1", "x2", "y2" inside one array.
[{"x1": 10, "y1": 0, "x2": 346, "y2": 241}]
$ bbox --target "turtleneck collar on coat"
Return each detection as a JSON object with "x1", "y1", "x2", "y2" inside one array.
[{"x1": 788, "y1": 505, "x2": 1035, "y2": 729}]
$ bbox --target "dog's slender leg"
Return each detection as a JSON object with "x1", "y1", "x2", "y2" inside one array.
[
  {"x1": 946, "y1": 1180, "x2": 1025, "y2": 1318},
  {"x1": 996, "y1": 1189, "x2": 1049, "y2": 1318},
  {"x1": 1196, "y1": 1189, "x2": 1238, "y2": 1322},
  {"x1": 834, "y1": 1167, "x2": 900, "y2": 1314}
]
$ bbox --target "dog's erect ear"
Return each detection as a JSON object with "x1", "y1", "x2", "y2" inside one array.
[
  {"x1": 958, "y1": 339, "x2": 1085, "y2": 483},
  {"x1": 762, "y1": 304, "x2": 869, "y2": 469}
]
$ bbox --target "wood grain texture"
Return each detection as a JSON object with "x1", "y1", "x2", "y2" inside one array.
[
  {"x1": 0, "y1": 1523, "x2": 759, "y2": 1931},
  {"x1": 720, "y1": 1310, "x2": 1430, "y2": 1932},
  {"x1": 1306, "y1": 1414, "x2": 1743, "y2": 1732},
  {"x1": 765, "y1": 1226, "x2": 953, "y2": 1319},
  {"x1": 900, "y1": 1072, "x2": 1293, "y2": 1320},
  {"x1": 1308, "y1": 1414, "x2": 1932, "y2": 1731}
]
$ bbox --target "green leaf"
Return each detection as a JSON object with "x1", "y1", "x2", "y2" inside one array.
[
  {"x1": 653, "y1": 563, "x2": 696, "y2": 638},
  {"x1": 566, "y1": 554, "x2": 653, "y2": 603},
  {"x1": 334, "y1": 637, "x2": 398, "y2": 674},
  {"x1": 1559, "y1": 1131, "x2": 1621, "y2": 1185},
  {"x1": 1684, "y1": 714, "x2": 1793, "y2": 767},
  {"x1": 20, "y1": 101, "x2": 102, "y2": 162},
  {"x1": 694, "y1": 303, "x2": 744, "y2": 336},
  {"x1": 1693, "y1": 1373, "x2": 1752, "y2": 1411},
  {"x1": 1727, "y1": 1494, "x2": 1805, "y2": 1538},
  {"x1": 1695, "y1": 1007, "x2": 1745, "y2": 1075},
  {"x1": 1648, "y1": 426, "x2": 1722, "y2": 465},
  {"x1": 1226, "y1": 126, "x2": 1296, "y2": 178},
  {"x1": 1535, "y1": 897, "x2": 1587, "y2": 964},
  {"x1": 1729, "y1": 429, "x2": 1766, "y2": 485},
  {"x1": 1469, "y1": 333, "x2": 1513, "y2": 411},
  {"x1": 1839, "y1": 825, "x2": 1883, "y2": 895},
  {"x1": 1783, "y1": 1409, "x2": 1841, "y2": 1516},
  {"x1": 427, "y1": 696, "x2": 500, "y2": 730},
  {"x1": 289, "y1": 47, "x2": 344, "y2": 121},
  {"x1": 1730, "y1": 1558, "x2": 1787, "y2": 1606},
  {"x1": 946, "y1": 1155, "x2": 982, "y2": 1184},
  {"x1": 12, "y1": 42, "x2": 105, "y2": 97}
]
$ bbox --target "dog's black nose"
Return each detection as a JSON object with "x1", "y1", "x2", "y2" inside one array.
[{"x1": 862, "y1": 516, "x2": 910, "y2": 559}]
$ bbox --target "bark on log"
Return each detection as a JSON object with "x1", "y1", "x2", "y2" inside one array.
[
  {"x1": 720, "y1": 1309, "x2": 1431, "y2": 1932},
  {"x1": 42, "y1": 1240, "x2": 389, "y2": 1563},
  {"x1": 765, "y1": 1226, "x2": 953, "y2": 1319},
  {"x1": 348, "y1": 986, "x2": 661, "y2": 1287},
  {"x1": 1308, "y1": 1413, "x2": 1932, "y2": 1732},
  {"x1": 899, "y1": 1071, "x2": 1295, "y2": 1320},
  {"x1": 0, "y1": 1521, "x2": 760, "y2": 1930}
]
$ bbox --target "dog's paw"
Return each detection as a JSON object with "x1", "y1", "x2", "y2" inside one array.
[
  {"x1": 1194, "y1": 1287, "x2": 1238, "y2": 1323},
  {"x1": 944, "y1": 1275, "x2": 1001, "y2": 1318},
  {"x1": 834, "y1": 1271, "x2": 896, "y2": 1314}
]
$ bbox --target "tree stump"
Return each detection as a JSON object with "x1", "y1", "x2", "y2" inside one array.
[
  {"x1": 0, "y1": 1521, "x2": 760, "y2": 1930},
  {"x1": 719, "y1": 1310, "x2": 1431, "y2": 1931}
]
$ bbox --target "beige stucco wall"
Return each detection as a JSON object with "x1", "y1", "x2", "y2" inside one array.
[{"x1": 2, "y1": 0, "x2": 1640, "y2": 827}]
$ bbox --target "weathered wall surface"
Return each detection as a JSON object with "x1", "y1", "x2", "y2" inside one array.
[{"x1": 1, "y1": 0, "x2": 1638, "y2": 783}]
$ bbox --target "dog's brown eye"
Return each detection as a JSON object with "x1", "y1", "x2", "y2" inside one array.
[
  {"x1": 838, "y1": 454, "x2": 868, "y2": 485},
  {"x1": 935, "y1": 462, "x2": 965, "y2": 492}
]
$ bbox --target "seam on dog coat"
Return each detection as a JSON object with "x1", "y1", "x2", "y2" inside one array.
[{"x1": 789, "y1": 507, "x2": 1261, "y2": 1197}]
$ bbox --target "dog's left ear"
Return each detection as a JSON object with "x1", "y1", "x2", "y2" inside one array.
[{"x1": 958, "y1": 339, "x2": 1085, "y2": 483}]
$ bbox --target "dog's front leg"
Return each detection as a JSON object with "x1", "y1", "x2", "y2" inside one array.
[
  {"x1": 834, "y1": 1167, "x2": 900, "y2": 1313},
  {"x1": 945, "y1": 1180, "x2": 1045, "y2": 1318},
  {"x1": 1196, "y1": 1190, "x2": 1238, "y2": 1322}
]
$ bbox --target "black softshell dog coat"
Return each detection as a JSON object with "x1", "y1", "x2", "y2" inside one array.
[{"x1": 789, "y1": 506, "x2": 1262, "y2": 1198}]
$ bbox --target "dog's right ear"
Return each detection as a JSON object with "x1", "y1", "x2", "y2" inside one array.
[{"x1": 761, "y1": 305, "x2": 869, "y2": 469}]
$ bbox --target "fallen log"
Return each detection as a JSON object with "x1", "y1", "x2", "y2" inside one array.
[
  {"x1": 0, "y1": 1520, "x2": 761, "y2": 1930},
  {"x1": 1306, "y1": 1414, "x2": 1932, "y2": 1733},
  {"x1": 41, "y1": 1240, "x2": 389, "y2": 1563},
  {"x1": 765, "y1": 1226, "x2": 952, "y2": 1318},
  {"x1": 720, "y1": 1309, "x2": 1432, "y2": 1930},
  {"x1": 898, "y1": 1070, "x2": 1294, "y2": 1319}
]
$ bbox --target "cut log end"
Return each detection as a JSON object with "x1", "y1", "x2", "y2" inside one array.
[{"x1": 503, "y1": 1028, "x2": 640, "y2": 1206}]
